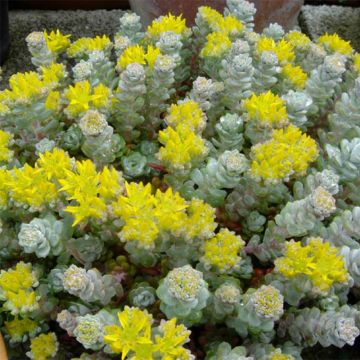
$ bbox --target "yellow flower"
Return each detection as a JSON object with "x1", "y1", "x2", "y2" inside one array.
[
  {"x1": 154, "y1": 188, "x2": 188, "y2": 233},
  {"x1": 198, "y1": 7, "x2": 243, "y2": 36},
  {"x1": 0, "y1": 262, "x2": 39, "y2": 314},
  {"x1": 202, "y1": 229, "x2": 245, "y2": 273},
  {"x1": 285, "y1": 31, "x2": 311, "y2": 50},
  {"x1": 257, "y1": 37, "x2": 295, "y2": 63},
  {"x1": 353, "y1": 53, "x2": 360, "y2": 74},
  {"x1": 67, "y1": 35, "x2": 112, "y2": 57},
  {"x1": 6, "y1": 71, "x2": 45, "y2": 101},
  {"x1": 275, "y1": 238, "x2": 349, "y2": 292},
  {"x1": 0, "y1": 130, "x2": 13, "y2": 162},
  {"x1": 41, "y1": 62, "x2": 66, "y2": 86},
  {"x1": 198, "y1": 7, "x2": 223, "y2": 31},
  {"x1": 45, "y1": 90, "x2": 60, "y2": 111},
  {"x1": 184, "y1": 198, "x2": 217, "y2": 241},
  {"x1": 318, "y1": 33, "x2": 353, "y2": 55},
  {"x1": 0, "y1": 169, "x2": 10, "y2": 207},
  {"x1": 200, "y1": 31, "x2": 231, "y2": 58},
  {"x1": 269, "y1": 350, "x2": 295, "y2": 360},
  {"x1": 155, "y1": 318, "x2": 191, "y2": 359},
  {"x1": 28, "y1": 333, "x2": 58, "y2": 360},
  {"x1": 5, "y1": 317, "x2": 38, "y2": 342},
  {"x1": 36, "y1": 147, "x2": 73, "y2": 181},
  {"x1": 147, "y1": 14, "x2": 188, "y2": 38},
  {"x1": 117, "y1": 45, "x2": 161, "y2": 70},
  {"x1": 243, "y1": 91, "x2": 288, "y2": 127},
  {"x1": 281, "y1": 64, "x2": 308, "y2": 89},
  {"x1": 219, "y1": 15, "x2": 244, "y2": 36},
  {"x1": 249, "y1": 125, "x2": 318, "y2": 183},
  {"x1": 165, "y1": 100, "x2": 205, "y2": 133},
  {"x1": 104, "y1": 306, "x2": 153, "y2": 360},
  {"x1": 158, "y1": 124, "x2": 208, "y2": 171},
  {"x1": 44, "y1": 29, "x2": 70, "y2": 53},
  {"x1": 65, "y1": 80, "x2": 109, "y2": 117},
  {"x1": 98, "y1": 167, "x2": 124, "y2": 200},
  {"x1": 65, "y1": 195, "x2": 107, "y2": 226},
  {"x1": 92, "y1": 83, "x2": 111, "y2": 108},
  {"x1": 7, "y1": 165, "x2": 58, "y2": 209}
]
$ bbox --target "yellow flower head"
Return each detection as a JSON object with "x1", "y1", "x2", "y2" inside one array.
[
  {"x1": 285, "y1": 31, "x2": 311, "y2": 50},
  {"x1": 5, "y1": 71, "x2": 45, "y2": 102},
  {"x1": 5, "y1": 317, "x2": 38, "y2": 342},
  {"x1": 243, "y1": 91, "x2": 288, "y2": 127},
  {"x1": 0, "y1": 169, "x2": 10, "y2": 207},
  {"x1": 65, "y1": 80, "x2": 109, "y2": 117},
  {"x1": 45, "y1": 90, "x2": 60, "y2": 111},
  {"x1": 154, "y1": 188, "x2": 188, "y2": 233},
  {"x1": 98, "y1": 167, "x2": 124, "y2": 200},
  {"x1": 36, "y1": 147, "x2": 73, "y2": 181},
  {"x1": 281, "y1": 64, "x2": 308, "y2": 89},
  {"x1": 353, "y1": 53, "x2": 360, "y2": 74},
  {"x1": 44, "y1": 29, "x2": 71, "y2": 53},
  {"x1": 7, "y1": 165, "x2": 58, "y2": 209},
  {"x1": 155, "y1": 318, "x2": 191, "y2": 358},
  {"x1": 0, "y1": 130, "x2": 13, "y2": 162},
  {"x1": 318, "y1": 33, "x2": 353, "y2": 56},
  {"x1": 165, "y1": 100, "x2": 206, "y2": 133},
  {"x1": 59, "y1": 159, "x2": 109, "y2": 226},
  {"x1": 28, "y1": 333, "x2": 58, "y2": 360},
  {"x1": 158, "y1": 124, "x2": 208, "y2": 172},
  {"x1": 249, "y1": 125, "x2": 318, "y2": 183},
  {"x1": 200, "y1": 31, "x2": 231, "y2": 58},
  {"x1": 257, "y1": 37, "x2": 295, "y2": 63},
  {"x1": 198, "y1": 7, "x2": 243, "y2": 36},
  {"x1": 41, "y1": 63, "x2": 66, "y2": 87},
  {"x1": 275, "y1": 238, "x2": 349, "y2": 292},
  {"x1": 0, "y1": 262, "x2": 39, "y2": 315},
  {"x1": 67, "y1": 35, "x2": 112, "y2": 58},
  {"x1": 118, "y1": 45, "x2": 161, "y2": 70},
  {"x1": 184, "y1": 198, "x2": 217, "y2": 241},
  {"x1": 104, "y1": 306, "x2": 153, "y2": 359},
  {"x1": 269, "y1": 350, "x2": 295, "y2": 360},
  {"x1": 147, "y1": 14, "x2": 189, "y2": 38},
  {"x1": 202, "y1": 228, "x2": 245, "y2": 273}
]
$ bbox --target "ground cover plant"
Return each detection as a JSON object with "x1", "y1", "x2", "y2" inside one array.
[{"x1": 0, "y1": 0, "x2": 360, "y2": 358}]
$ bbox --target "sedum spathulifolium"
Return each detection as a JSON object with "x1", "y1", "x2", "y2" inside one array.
[{"x1": 1, "y1": 0, "x2": 360, "y2": 358}]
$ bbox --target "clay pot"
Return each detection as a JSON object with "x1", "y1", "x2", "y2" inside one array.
[
  {"x1": 129, "y1": 0, "x2": 304, "y2": 32},
  {"x1": 0, "y1": 333, "x2": 8, "y2": 360}
]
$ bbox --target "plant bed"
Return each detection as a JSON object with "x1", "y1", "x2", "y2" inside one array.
[{"x1": 0, "y1": 0, "x2": 360, "y2": 359}]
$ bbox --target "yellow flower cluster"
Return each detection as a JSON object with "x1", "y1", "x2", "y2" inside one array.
[
  {"x1": 5, "y1": 317, "x2": 38, "y2": 342},
  {"x1": 147, "y1": 14, "x2": 189, "y2": 38},
  {"x1": 243, "y1": 91, "x2": 289, "y2": 127},
  {"x1": 67, "y1": 35, "x2": 112, "y2": 57},
  {"x1": 158, "y1": 124, "x2": 208, "y2": 172},
  {"x1": 202, "y1": 228, "x2": 245, "y2": 273},
  {"x1": 200, "y1": 31, "x2": 232, "y2": 58},
  {"x1": 198, "y1": 7, "x2": 243, "y2": 36},
  {"x1": 43, "y1": 29, "x2": 71, "y2": 54},
  {"x1": 0, "y1": 262, "x2": 39, "y2": 315},
  {"x1": 249, "y1": 125, "x2": 318, "y2": 183},
  {"x1": 165, "y1": 100, "x2": 206, "y2": 133},
  {"x1": 275, "y1": 238, "x2": 349, "y2": 292},
  {"x1": 28, "y1": 333, "x2": 59, "y2": 360},
  {"x1": 0, "y1": 64, "x2": 65, "y2": 104},
  {"x1": 65, "y1": 80, "x2": 110, "y2": 117},
  {"x1": 285, "y1": 31, "x2": 311, "y2": 50},
  {"x1": 117, "y1": 45, "x2": 161, "y2": 70},
  {"x1": 269, "y1": 350, "x2": 295, "y2": 360},
  {"x1": 60, "y1": 159, "x2": 124, "y2": 226},
  {"x1": 256, "y1": 37, "x2": 295, "y2": 64},
  {"x1": 112, "y1": 182, "x2": 216, "y2": 248},
  {"x1": 318, "y1": 33, "x2": 353, "y2": 56},
  {"x1": 281, "y1": 64, "x2": 308, "y2": 89},
  {"x1": 104, "y1": 306, "x2": 191, "y2": 360},
  {"x1": 0, "y1": 130, "x2": 13, "y2": 162},
  {"x1": 45, "y1": 90, "x2": 60, "y2": 111},
  {"x1": 6, "y1": 164, "x2": 58, "y2": 210}
]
